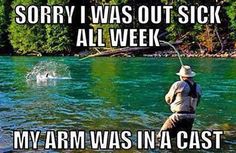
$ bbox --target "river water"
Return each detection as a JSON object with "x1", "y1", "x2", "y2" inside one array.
[{"x1": 0, "y1": 56, "x2": 236, "y2": 152}]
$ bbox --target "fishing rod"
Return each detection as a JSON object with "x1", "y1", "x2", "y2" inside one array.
[{"x1": 159, "y1": 40, "x2": 184, "y2": 67}]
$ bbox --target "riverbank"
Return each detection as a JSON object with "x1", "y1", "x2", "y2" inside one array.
[
  {"x1": 1, "y1": 49, "x2": 236, "y2": 58},
  {"x1": 142, "y1": 50, "x2": 236, "y2": 58},
  {"x1": 75, "y1": 49, "x2": 236, "y2": 58}
]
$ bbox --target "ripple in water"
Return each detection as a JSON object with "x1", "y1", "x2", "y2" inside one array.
[{"x1": 26, "y1": 61, "x2": 72, "y2": 82}]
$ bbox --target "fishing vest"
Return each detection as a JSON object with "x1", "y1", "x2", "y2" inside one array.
[
  {"x1": 170, "y1": 80, "x2": 199, "y2": 114},
  {"x1": 184, "y1": 80, "x2": 198, "y2": 99}
]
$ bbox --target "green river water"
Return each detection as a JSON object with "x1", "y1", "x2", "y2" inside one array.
[{"x1": 0, "y1": 56, "x2": 236, "y2": 152}]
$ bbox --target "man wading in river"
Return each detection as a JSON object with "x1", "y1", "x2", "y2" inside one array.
[{"x1": 157, "y1": 65, "x2": 201, "y2": 139}]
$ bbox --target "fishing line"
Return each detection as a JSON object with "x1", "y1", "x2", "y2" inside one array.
[
  {"x1": 80, "y1": 40, "x2": 184, "y2": 66},
  {"x1": 160, "y1": 40, "x2": 184, "y2": 66}
]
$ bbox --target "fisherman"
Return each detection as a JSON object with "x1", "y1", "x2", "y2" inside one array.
[{"x1": 157, "y1": 65, "x2": 201, "y2": 139}]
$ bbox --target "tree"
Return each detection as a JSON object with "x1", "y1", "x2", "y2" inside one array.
[
  {"x1": 69, "y1": 0, "x2": 91, "y2": 53},
  {"x1": 0, "y1": 0, "x2": 7, "y2": 48},
  {"x1": 0, "y1": 0, "x2": 12, "y2": 53},
  {"x1": 45, "y1": 0, "x2": 72, "y2": 54},
  {"x1": 160, "y1": 0, "x2": 204, "y2": 42},
  {"x1": 197, "y1": 25, "x2": 215, "y2": 53},
  {"x1": 9, "y1": 0, "x2": 47, "y2": 55},
  {"x1": 161, "y1": 0, "x2": 228, "y2": 53},
  {"x1": 92, "y1": 0, "x2": 128, "y2": 48},
  {"x1": 226, "y1": 0, "x2": 236, "y2": 40}
]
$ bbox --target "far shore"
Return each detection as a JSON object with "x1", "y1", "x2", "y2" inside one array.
[
  {"x1": 1, "y1": 50, "x2": 236, "y2": 58},
  {"x1": 77, "y1": 50, "x2": 236, "y2": 58},
  {"x1": 141, "y1": 51, "x2": 236, "y2": 58}
]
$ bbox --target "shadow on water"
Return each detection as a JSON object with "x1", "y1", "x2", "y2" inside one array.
[{"x1": 0, "y1": 57, "x2": 236, "y2": 151}]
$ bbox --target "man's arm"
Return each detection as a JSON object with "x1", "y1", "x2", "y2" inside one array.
[
  {"x1": 165, "y1": 82, "x2": 178, "y2": 104},
  {"x1": 197, "y1": 85, "x2": 202, "y2": 106}
]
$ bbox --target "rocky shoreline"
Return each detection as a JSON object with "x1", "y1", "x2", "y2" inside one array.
[
  {"x1": 76, "y1": 47, "x2": 236, "y2": 58},
  {"x1": 142, "y1": 51, "x2": 236, "y2": 58},
  {"x1": 2, "y1": 49, "x2": 236, "y2": 58}
]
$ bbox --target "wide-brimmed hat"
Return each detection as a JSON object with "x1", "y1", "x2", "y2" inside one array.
[{"x1": 176, "y1": 65, "x2": 196, "y2": 77}]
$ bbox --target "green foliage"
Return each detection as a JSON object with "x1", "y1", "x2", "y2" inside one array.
[
  {"x1": 97, "y1": 0, "x2": 128, "y2": 5},
  {"x1": 164, "y1": 0, "x2": 204, "y2": 42},
  {"x1": 9, "y1": 0, "x2": 46, "y2": 54},
  {"x1": 45, "y1": 0, "x2": 72, "y2": 53},
  {"x1": 0, "y1": 0, "x2": 235, "y2": 54},
  {"x1": 45, "y1": 25, "x2": 71, "y2": 53},
  {"x1": 110, "y1": 0, "x2": 128, "y2": 5},
  {"x1": 9, "y1": 0, "x2": 72, "y2": 54},
  {"x1": 92, "y1": 0, "x2": 127, "y2": 48},
  {"x1": 0, "y1": 0, "x2": 8, "y2": 48},
  {"x1": 226, "y1": 0, "x2": 236, "y2": 39}
]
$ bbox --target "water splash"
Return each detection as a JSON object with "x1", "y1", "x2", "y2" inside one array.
[{"x1": 26, "y1": 61, "x2": 72, "y2": 82}]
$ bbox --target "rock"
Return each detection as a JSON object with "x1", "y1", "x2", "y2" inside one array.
[
  {"x1": 231, "y1": 54, "x2": 236, "y2": 58},
  {"x1": 221, "y1": 53, "x2": 229, "y2": 58}
]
